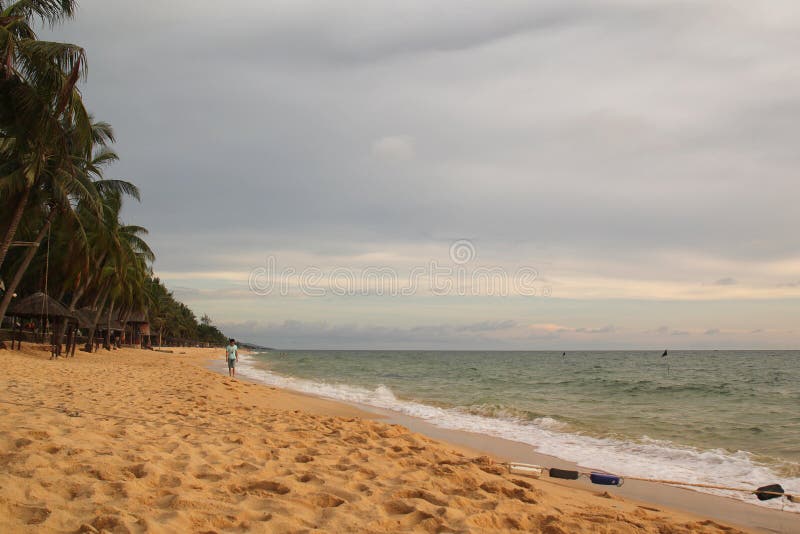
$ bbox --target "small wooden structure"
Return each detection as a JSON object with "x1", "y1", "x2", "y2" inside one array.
[
  {"x1": 7, "y1": 292, "x2": 75, "y2": 357},
  {"x1": 116, "y1": 310, "x2": 149, "y2": 347}
]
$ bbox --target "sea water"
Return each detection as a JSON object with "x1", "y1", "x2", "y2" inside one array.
[{"x1": 237, "y1": 350, "x2": 799, "y2": 510}]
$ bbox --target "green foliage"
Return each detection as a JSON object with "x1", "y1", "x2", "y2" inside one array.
[
  {"x1": 143, "y1": 277, "x2": 227, "y2": 346},
  {"x1": 0, "y1": 4, "x2": 230, "y2": 348},
  {"x1": 197, "y1": 321, "x2": 227, "y2": 345}
]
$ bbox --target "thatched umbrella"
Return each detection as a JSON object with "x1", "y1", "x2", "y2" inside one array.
[
  {"x1": 8, "y1": 292, "x2": 74, "y2": 319},
  {"x1": 7, "y1": 292, "x2": 74, "y2": 354}
]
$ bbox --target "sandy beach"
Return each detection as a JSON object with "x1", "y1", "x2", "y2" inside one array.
[{"x1": 0, "y1": 346, "x2": 789, "y2": 533}]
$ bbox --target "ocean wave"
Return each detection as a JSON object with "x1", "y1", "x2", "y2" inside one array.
[
  {"x1": 458, "y1": 404, "x2": 570, "y2": 431},
  {"x1": 235, "y1": 354, "x2": 800, "y2": 511}
]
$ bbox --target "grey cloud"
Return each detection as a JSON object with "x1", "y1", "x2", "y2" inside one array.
[
  {"x1": 49, "y1": 0, "x2": 800, "y2": 275},
  {"x1": 149, "y1": 2, "x2": 708, "y2": 67},
  {"x1": 575, "y1": 325, "x2": 615, "y2": 334},
  {"x1": 713, "y1": 278, "x2": 738, "y2": 286},
  {"x1": 171, "y1": 286, "x2": 254, "y2": 301},
  {"x1": 36, "y1": 2, "x2": 800, "y2": 350},
  {"x1": 455, "y1": 320, "x2": 517, "y2": 332},
  {"x1": 649, "y1": 326, "x2": 688, "y2": 336},
  {"x1": 704, "y1": 328, "x2": 720, "y2": 336}
]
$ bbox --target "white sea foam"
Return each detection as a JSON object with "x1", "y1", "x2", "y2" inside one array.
[{"x1": 235, "y1": 354, "x2": 799, "y2": 511}]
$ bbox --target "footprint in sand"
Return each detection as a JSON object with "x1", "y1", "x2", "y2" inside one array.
[
  {"x1": 296, "y1": 473, "x2": 323, "y2": 484},
  {"x1": 510, "y1": 478, "x2": 535, "y2": 490},
  {"x1": 103, "y1": 482, "x2": 128, "y2": 498},
  {"x1": 193, "y1": 470, "x2": 225, "y2": 482},
  {"x1": 309, "y1": 493, "x2": 345, "y2": 508},
  {"x1": 479, "y1": 481, "x2": 538, "y2": 504},
  {"x1": 334, "y1": 463, "x2": 354, "y2": 471},
  {"x1": 383, "y1": 500, "x2": 416, "y2": 515},
  {"x1": 90, "y1": 514, "x2": 128, "y2": 532},
  {"x1": 230, "y1": 461, "x2": 259, "y2": 473},
  {"x1": 394, "y1": 489, "x2": 448, "y2": 507},
  {"x1": 123, "y1": 463, "x2": 148, "y2": 479},
  {"x1": 234, "y1": 480, "x2": 291, "y2": 496},
  {"x1": 158, "y1": 474, "x2": 182, "y2": 488},
  {"x1": 64, "y1": 483, "x2": 95, "y2": 500},
  {"x1": 14, "y1": 504, "x2": 51, "y2": 525},
  {"x1": 354, "y1": 468, "x2": 377, "y2": 480}
]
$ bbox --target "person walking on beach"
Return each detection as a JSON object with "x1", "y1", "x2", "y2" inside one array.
[{"x1": 226, "y1": 338, "x2": 239, "y2": 378}]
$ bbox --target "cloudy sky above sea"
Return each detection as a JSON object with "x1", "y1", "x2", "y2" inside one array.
[{"x1": 52, "y1": 1, "x2": 800, "y2": 349}]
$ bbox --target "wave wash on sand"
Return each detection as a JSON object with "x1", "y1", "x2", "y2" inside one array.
[
  {"x1": 236, "y1": 352, "x2": 800, "y2": 513},
  {"x1": 0, "y1": 346, "x2": 757, "y2": 533}
]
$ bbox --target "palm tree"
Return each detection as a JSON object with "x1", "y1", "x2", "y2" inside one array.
[
  {"x1": 0, "y1": 117, "x2": 133, "y2": 326},
  {"x1": 0, "y1": 0, "x2": 90, "y2": 271},
  {"x1": 71, "y1": 185, "x2": 153, "y2": 351}
]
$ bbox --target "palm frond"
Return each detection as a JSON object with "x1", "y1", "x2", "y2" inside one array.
[
  {"x1": 95, "y1": 179, "x2": 140, "y2": 201},
  {"x1": 5, "y1": 0, "x2": 77, "y2": 26}
]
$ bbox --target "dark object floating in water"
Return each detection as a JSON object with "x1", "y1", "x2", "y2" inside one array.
[
  {"x1": 661, "y1": 349, "x2": 668, "y2": 357},
  {"x1": 562, "y1": 351, "x2": 566, "y2": 357},
  {"x1": 549, "y1": 468, "x2": 580, "y2": 480},
  {"x1": 755, "y1": 484, "x2": 784, "y2": 501}
]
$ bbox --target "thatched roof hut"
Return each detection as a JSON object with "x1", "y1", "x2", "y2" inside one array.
[
  {"x1": 96, "y1": 319, "x2": 123, "y2": 332},
  {"x1": 127, "y1": 311, "x2": 148, "y2": 324},
  {"x1": 7, "y1": 292, "x2": 74, "y2": 319},
  {"x1": 113, "y1": 310, "x2": 148, "y2": 324},
  {"x1": 73, "y1": 308, "x2": 96, "y2": 329}
]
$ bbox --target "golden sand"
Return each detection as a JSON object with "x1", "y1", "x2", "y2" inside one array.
[{"x1": 0, "y1": 346, "x2": 749, "y2": 533}]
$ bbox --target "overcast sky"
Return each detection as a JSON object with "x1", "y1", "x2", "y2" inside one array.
[{"x1": 51, "y1": 1, "x2": 800, "y2": 349}]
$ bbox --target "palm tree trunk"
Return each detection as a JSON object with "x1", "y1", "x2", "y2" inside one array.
[
  {"x1": 69, "y1": 284, "x2": 86, "y2": 309},
  {"x1": 63, "y1": 281, "x2": 89, "y2": 348},
  {"x1": 120, "y1": 310, "x2": 131, "y2": 346},
  {"x1": 69, "y1": 252, "x2": 106, "y2": 309},
  {"x1": 0, "y1": 210, "x2": 55, "y2": 325},
  {"x1": 54, "y1": 315, "x2": 69, "y2": 355},
  {"x1": 104, "y1": 301, "x2": 114, "y2": 350},
  {"x1": 85, "y1": 286, "x2": 110, "y2": 353},
  {"x1": 90, "y1": 284, "x2": 105, "y2": 309},
  {"x1": 0, "y1": 183, "x2": 32, "y2": 272}
]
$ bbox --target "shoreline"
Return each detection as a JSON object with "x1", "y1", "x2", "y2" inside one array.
[
  {"x1": 223, "y1": 351, "x2": 799, "y2": 534},
  {"x1": 0, "y1": 345, "x2": 785, "y2": 533}
]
